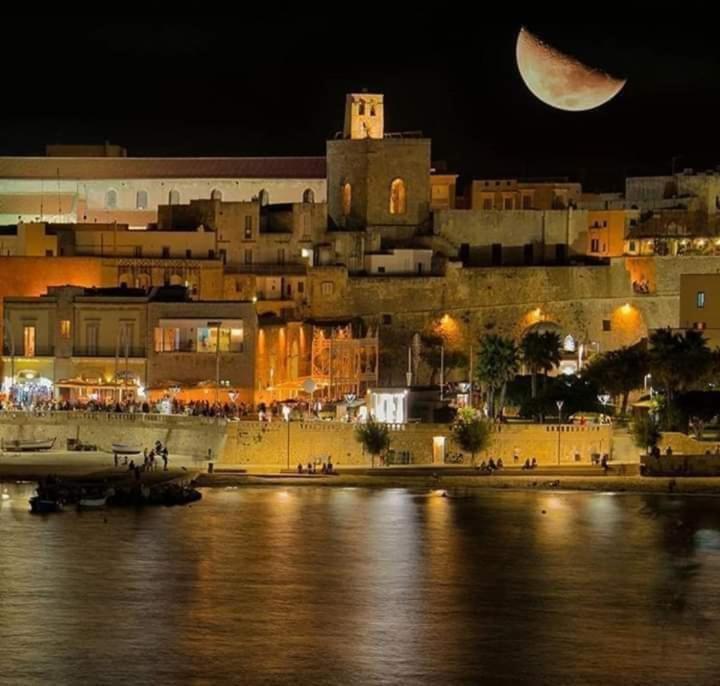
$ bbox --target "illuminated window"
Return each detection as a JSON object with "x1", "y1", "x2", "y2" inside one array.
[
  {"x1": 563, "y1": 335, "x2": 576, "y2": 352},
  {"x1": 342, "y1": 183, "x2": 352, "y2": 216},
  {"x1": 23, "y1": 326, "x2": 36, "y2": 357},
  {"x1": 389, "y1": 178, "x2": 407, "y2": 215},
  {"x1": 169, "y1": 190, "x2": 180, "y2": 205},
  {"x1": 211, "y1": 189, "x2": 223, "y2": 201},
  {"x1": 136, "y1": 190, "x2": 148, "y2": 209},
  {"x1": 303, "y1": 188, "x2": 315, "y2": 204},
  {"x1": 106, "y1": 189, "x2": 118, "y2": 209},
  {"x1": 697, "y1": 291, "x2": 706, "y2": 309},
  {"x1": 60, "y1": 320, "x2": 71, "y2": 339}
]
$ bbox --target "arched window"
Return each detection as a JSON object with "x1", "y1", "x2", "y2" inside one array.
[
  {"x1": 358, "y1": 102, "x2": 365, "y2": 116},
  {"x1": 136, "y1": 190, "x2": 148, "y2": 210},
  {"x1": 105, "y1": 189, "x2": 118, "y2": 209},
  {"x1": 389, "y1": 178, "x2": 407, "y2": 215},
  {"x1": 211, "y1": 189, "x2": 223, "y2": 201},
  {"x1": 169, "y1": 190, "x2": 180, "y2": 205},
  {"x1": 370, "y1": 105, "x2": 377, "y2": 117},
  {"x1": 342, "y1": 183, "x2": 352, "y2": 217},
  {"x1": 303, "y1": 188, "x2": 315, "y2": 204},
  {"x1": 258, "y1": 189, "x2": 269, "y2": 206},
  {"x1": 563, "y1": 335, "x2": 576, "y2": 353}
]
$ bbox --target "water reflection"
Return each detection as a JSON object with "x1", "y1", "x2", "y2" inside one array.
[{"x1": 1, "y1": 485, "x2": 720, "y2": 685}]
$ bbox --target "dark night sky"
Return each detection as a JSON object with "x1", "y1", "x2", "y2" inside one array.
[{"x1": 2, "y1": 19, "x2": 719, "y2": 191}]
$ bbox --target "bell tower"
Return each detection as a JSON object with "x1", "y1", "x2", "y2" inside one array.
[
  {"x1": 343, "y1": 93, "x2": 384, "y2": 140},
  {"x1": 328, "y1": 93, "x2": 430, "y2": 231}
]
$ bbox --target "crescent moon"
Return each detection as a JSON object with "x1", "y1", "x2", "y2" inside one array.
[{"x1": 516, "y1": 27, "x2": 626, "y2": 112}]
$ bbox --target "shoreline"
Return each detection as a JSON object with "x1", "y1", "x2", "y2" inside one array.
[
  {"x1": 196, "y1": 473, "x2": 720, "y2": 496},
  {"x1": 4, "y1": 461, "x2": 720, "y2": 497}
]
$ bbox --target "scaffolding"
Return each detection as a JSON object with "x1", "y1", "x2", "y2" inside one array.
[{"x1": 311, "y1": 324, "x2": 379, "y2": 399}]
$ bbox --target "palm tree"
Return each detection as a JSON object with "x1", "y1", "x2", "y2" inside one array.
[
  {"x1": 649, "y1": 328, "x2": 713, "y2": 400},
  {"x1": 583, "y1": 342, "x2": 649, "y2": 418},
  {"x1": 475, "y1": 335, "x2": 519, "y2": 419},
  {"x1": 520, "y1": 331, "x2": 562, "y2": 398}
]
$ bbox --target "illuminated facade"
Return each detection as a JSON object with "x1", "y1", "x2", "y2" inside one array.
[
  {"x1": 2, "y1": 286, "x2": 257, "y2": 404},
  {"x1": 311, "y1": 324, "x2": 379, "y2": 399}
]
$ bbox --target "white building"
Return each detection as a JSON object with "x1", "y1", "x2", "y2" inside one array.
[
  {"x1": 363, "y1": 249, "x2": 433, "y2": 275},
  {"x1": 0, "y1": 150, "x2": 327, "y2": 228}
]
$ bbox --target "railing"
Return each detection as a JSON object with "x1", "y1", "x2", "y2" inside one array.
[
  {"x1": 2, "y1": 347, "x2": 55, "y2": 357},
  {"x1": 0, "y1": 410, "x2": 228, "y2": 427},
  {"x1": 72, "y1": 347, "x2": 146, "y2": 358}
]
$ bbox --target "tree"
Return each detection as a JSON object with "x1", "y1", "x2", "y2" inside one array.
[
  {"x1": 583, "y1": 342, "x2": 649, "y2": 418},
  {"x1": 675, "y1": 391, "x2": 720, "y2": 438},
  {"x1": 520, "y1": 331, "x2": 562, "y2": 398},
  {"x1": 451, "y1": 407, "x2": 492, "y2": 465},
  {"x1": 649, "y1": 328, "x2": 713, "y2": 400},
  {"x1": 475, "y1": 335, "x2": 519, "y2": 418},
  {"x1": 355, "y1": 419, "x2": 391, "y2": 468},
  {"x1": 420, "y1": 331, "x2": 468, "y2": 385},
  {"x1": 631, "y1": 414, "x2": 661, "y2": 455}
]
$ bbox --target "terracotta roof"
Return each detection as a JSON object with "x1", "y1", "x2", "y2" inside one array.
[{"x1": 0, "y1": 156, "x2": 327, "y2": 180}]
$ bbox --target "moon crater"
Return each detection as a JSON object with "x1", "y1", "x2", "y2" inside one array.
[{"x1": 516, "y1": 27, "x2": 626, "y2": 112}]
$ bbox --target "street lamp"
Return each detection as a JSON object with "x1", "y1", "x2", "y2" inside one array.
[
  {"x1": 556, "y1": 400, "x2": 565, "y2": 465},
  {"x1": 282, "y1": 404, "x2": 292, "y2": 471},
  {"x1": 2, "y1": 317, "x2": 15, "y2": 401}
]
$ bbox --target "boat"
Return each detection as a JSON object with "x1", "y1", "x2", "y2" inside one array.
[
  {"x1": 78, "y1": 496, "x2": 108, "y2": 511},
  {"x1": 29, "y1": 496, "x2": 63, "y2": 514},
  {"x1": 111, "y1": 443, "x2": 143, "y2": 455},
  {"x1": 2, "y1": 438, "x2": 56, "y2": 452}
]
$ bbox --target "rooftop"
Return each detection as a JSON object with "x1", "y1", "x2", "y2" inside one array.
[{"x1": 0, "y1": 156, "x2": 327, "y2": 180}]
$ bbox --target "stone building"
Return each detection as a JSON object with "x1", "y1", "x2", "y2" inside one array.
[
  {"x1": 471, "y1": 178, "x2": 582, "y2": 211},
  {"x1": 0, "y1": 147, "x2": 327, "y2": 226},
  {"x1": 2, "y1": 286, "x2": 257, "y2": 404}
]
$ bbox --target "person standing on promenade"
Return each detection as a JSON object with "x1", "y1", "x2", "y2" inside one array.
[{"x1": 162, "y1": 447, "x2": 169, "y2": 472}]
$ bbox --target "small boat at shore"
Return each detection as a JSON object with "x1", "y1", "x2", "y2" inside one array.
[
  {"x1": 111, "y1": 443, "x2": 142, "y2": 455},
  {"x1": 2, "y1": 438, "x2": 56, "y2": 452},
  {"x1": 29, "y1": 496, "x2": 63, "y2": 514},
  {"x1": 78, "y1": 496, "x2": 108, "y2": 511}
]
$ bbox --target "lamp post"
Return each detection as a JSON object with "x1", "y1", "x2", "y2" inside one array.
[
  {"x1": 208, "y1": 320, "x2": 222, "y2": 404},
  {"x1": 282, "y1": 404, "x2": 291, "y2": 471},
  {"x1": 2, "y1": 317, "x2": 15, "y2": 401},
  {"x1": 440, "y1": 344, "x2": 445, "y2": 401},
  {"x1": 556, "y1": 400, "x2": 565, "y2": 465}
]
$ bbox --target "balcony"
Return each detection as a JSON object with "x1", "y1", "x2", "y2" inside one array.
[
  {"x1": 72, "y1": 347, "x2": 146, "y2": 358},
  {"x1": 2, "y1": 346, "x2": 55, "y2": 358}
]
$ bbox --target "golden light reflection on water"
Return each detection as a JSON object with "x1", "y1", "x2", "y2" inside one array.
[{"x1": 4, "y1": 485, "x2": 720, "y2": 684}]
